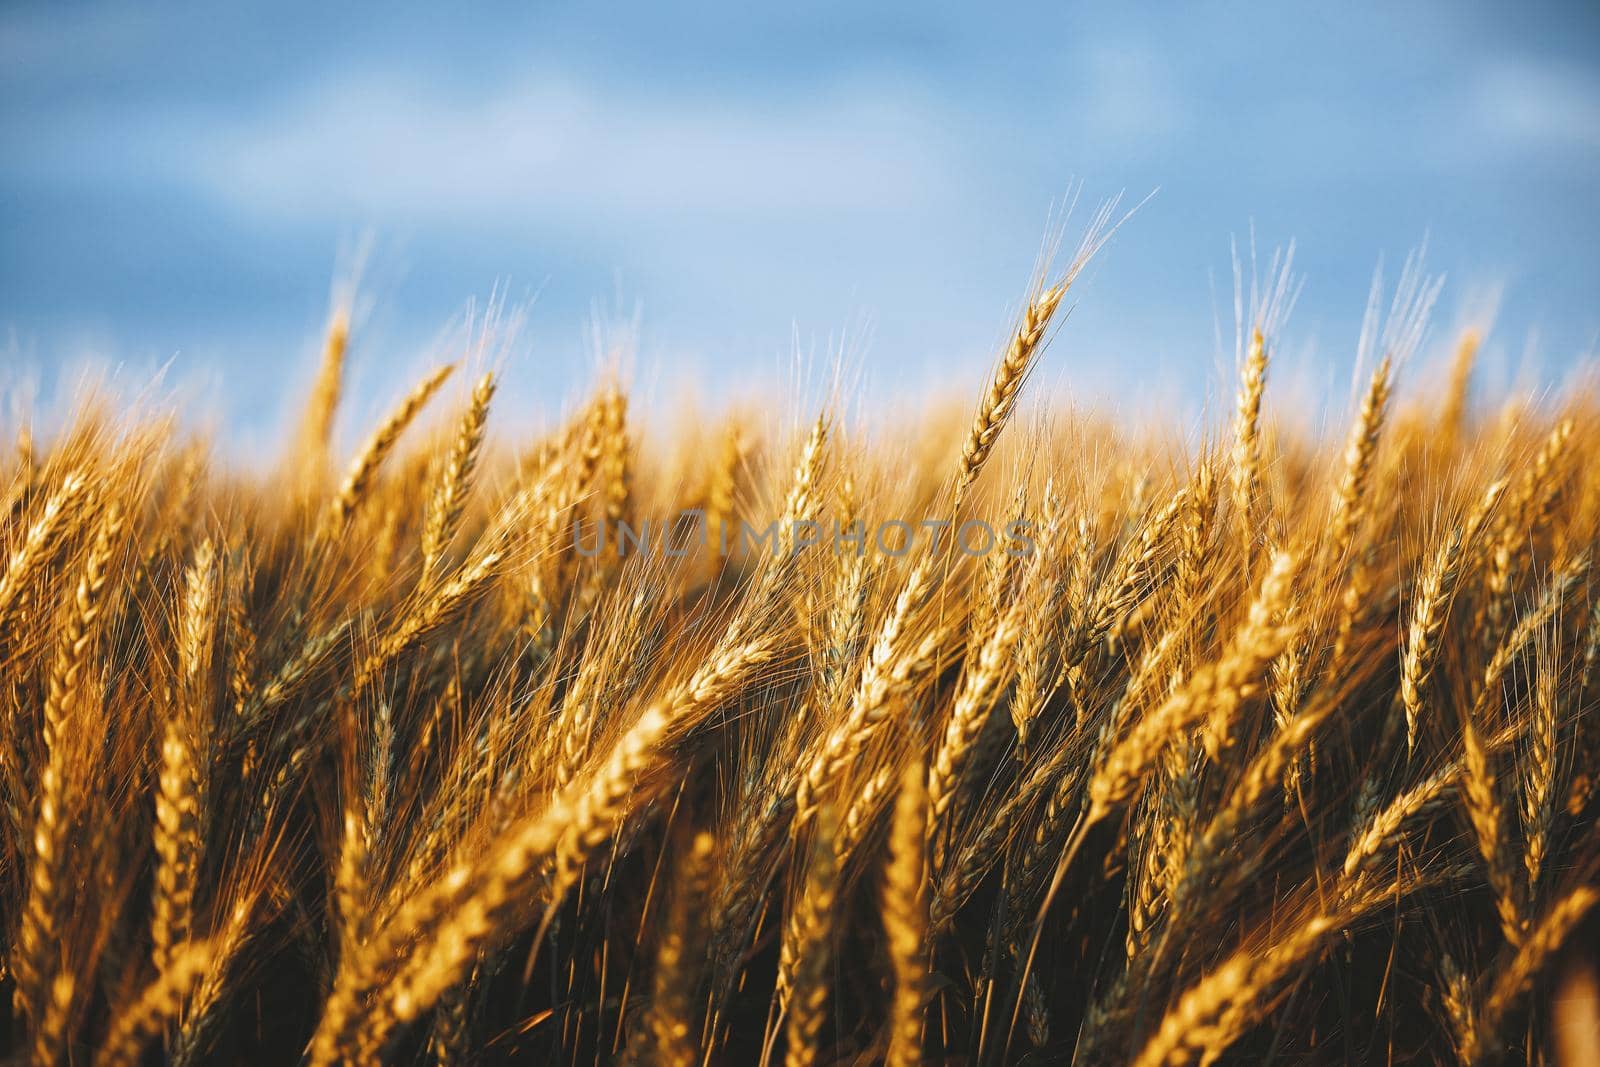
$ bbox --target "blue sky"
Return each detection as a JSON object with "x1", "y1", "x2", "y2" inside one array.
[{"x1": 3, "y1": 2, "x2": 1598, "y2": 445}]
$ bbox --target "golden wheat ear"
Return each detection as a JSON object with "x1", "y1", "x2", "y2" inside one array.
[
  {"x1": 778, "y1": 806, "x2": 840, "y2": 1067},
  {"x1": 1328, "y1": 353, "x2": 1392, "y2": 564},
  {"x1": 632, "y1": 830, "x2": 716, "y2": 1067},
  {"x1": 152, "y1": 540, "x2": 218, "y2": 979},
  {"x1": 293, "y1": 306, "x2": 350, "y2": 494},
  {"x1": 1476, "y1": 885, "x2": 1600, "y2": 1060},
  {"x1": 420, "y1": 371, "x2": 496, "y2": 588},
  {"x1": 952, "y1": 205, "x2": 1122, "y2": 507},
  {"x1": 1230, "y1": 327, "x2": 1269, "y2": 567},
  {"x1": 1438, "y1": 327, "x2": 1480, "y2": 443},
  {"x1": 954, "y1": 281, "x2": 1068, "y2": 504},
  {"x1": 881, "y1": 760, "x2": 929, "y2": 1067},
  {"x1": 12, "y1": 482, "x2": 113, "y2": 1052},
  {"x1": 0, "y1": 470, "x2": 91, "y2": 632},
  {"x1": 325, "y1": 363, "x2": 455, "y2": 534},
  {"x1": 96, "y1": 941, "x2": 212, "y2": 1067}
]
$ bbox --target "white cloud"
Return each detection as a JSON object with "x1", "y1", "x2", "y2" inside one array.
[
  {"x1": 1475, "y1": 60, "x2": 1600, "y2": 151},
  {"x1": 186, "y1": 73, "x2": 962, "y2": 225}
]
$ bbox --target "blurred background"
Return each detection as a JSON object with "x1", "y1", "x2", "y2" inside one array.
[{"x1": 3, "y1": 1, "x2": 1598, "y2": 448}]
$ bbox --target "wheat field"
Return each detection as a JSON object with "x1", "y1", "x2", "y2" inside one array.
[{"x1": 1, "y1": 233, "x2": 1597, "y2": 1065}]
